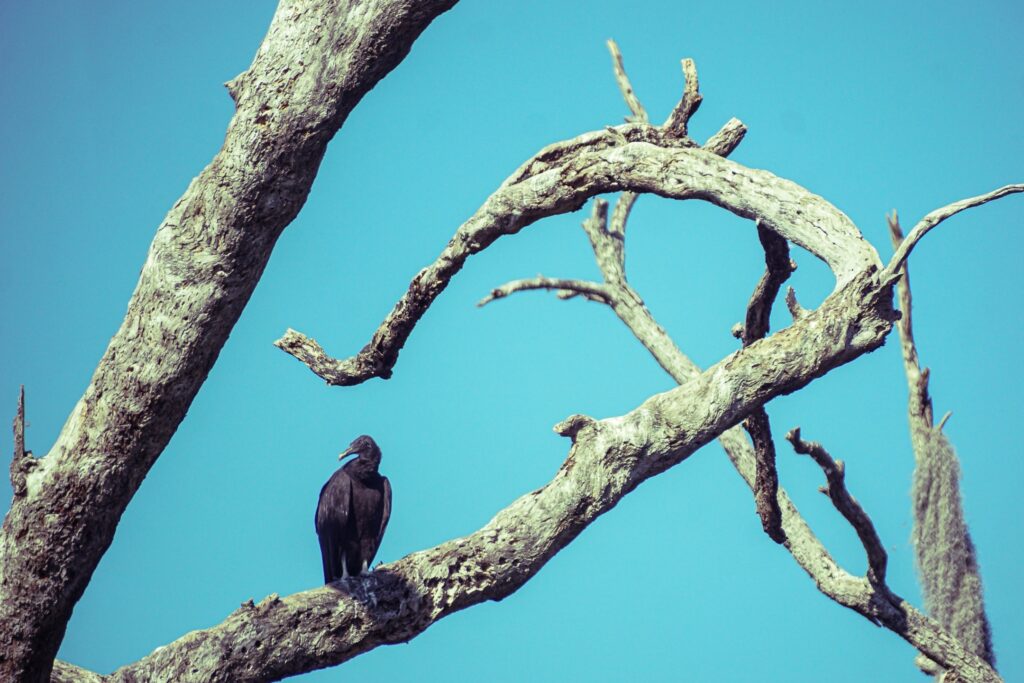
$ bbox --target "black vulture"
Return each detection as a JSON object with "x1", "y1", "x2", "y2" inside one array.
[{"x1": 315, "y1": 435, "x2": 392, "y2": 582}]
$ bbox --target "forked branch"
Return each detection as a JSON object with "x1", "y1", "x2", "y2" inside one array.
[
  {"x1": 786, "y1": 428, "x2": 888, "y2": 585},
  {"x1": 277, "y1": 39, "x2": 877, "y2": 387}
]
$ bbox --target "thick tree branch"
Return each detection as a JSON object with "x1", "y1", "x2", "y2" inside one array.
[
  {"x1": 785, "y1": 428, "x2": 888, "y2": 585},
  {"x1": 0, "y1": 2, "x2": 458, "y2": 681},
  {"x1": 277, "y1": 45, "x2": 875, "y2": 386},
  {"x1": 98, "y1": 268, "x2": 903, "y2": 682},
  {"x1": 485, "y1": 180, "x2": 999, "y2": 680},
  {"x1": 883, "y1": 184, "x2": 1024, "y2": 278},
  {"x1": 888, "y1": 215, "x2": 996, "y2": 669}
]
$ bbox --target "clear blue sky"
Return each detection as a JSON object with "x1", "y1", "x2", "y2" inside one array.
[{"x1": 1, "y1": 2, "x2": 1021, "y2": 681}]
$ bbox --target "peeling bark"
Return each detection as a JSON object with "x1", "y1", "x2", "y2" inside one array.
[{"x1": 0, "y1": 2, "x2": 457, "y2": 681}]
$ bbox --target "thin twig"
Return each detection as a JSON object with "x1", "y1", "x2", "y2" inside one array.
[
  {"x1": 13, "y1": 385, "x2": 24, "y2": 462},
  {"x1": 784, "y1": 286, "x2": 808, "y2": 321},
  {"x1": 664, "y1": 58, "x2": 702, "y2": 136},
  {"x1": 9, "y1": 385, "x2": 30, "y2": 498},
  {"x1": 887, "y1": 211, "x2": 933, "y2": 427},
  {"x1": 606, "y1": 39, "x2": 648, "y2": 123},
  {"x1": 884, "y1": 184, "x2": 1024, "y2": 278},
  {"x1": 786, "y1": 428, "x2": 888, "y2": 585},
  {"x1": 477, "y1": 277, "x2": 612, "y2": 307}
]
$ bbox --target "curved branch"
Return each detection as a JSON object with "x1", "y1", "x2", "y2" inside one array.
[
  {"x1": 489, "y1": 191, "x2": 997, "y2": 681},
  {"x1": 0, "y1": 2, "x2": 459, "y2": 681},
  {"x1": 884, "y1": 184, "x2": 1024, "y2": 278},
  {"x1": 104, "y1": 269, "x2": 899, "y2": 682},
  {"x1": 278, "y1": 127, "x2": 880, "y2": 385}
]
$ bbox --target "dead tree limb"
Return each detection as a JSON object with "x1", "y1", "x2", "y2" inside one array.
[
  {"x1": 0, "y1": 2, "x2": 458, "y2": 681},
  {"x1": 82, "y1": 267, "x2": 902, "y2": 682},
  {"x1": 738, "y1": 224, "x2": 795, "y2": 543},
  {"x1": 889, "y1": 214, "x2": 996, "y2": 672},
  {"x1": 786, "y1": 428, "x2": 888, "y2": 585}
]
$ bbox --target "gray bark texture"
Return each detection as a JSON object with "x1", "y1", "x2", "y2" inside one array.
[
  {"x1": 2, "y1": 6, "x2": 1020, "y2": 683},
  {"x1": 0, "y1": 1, "x2": 456, "y2": 681}
]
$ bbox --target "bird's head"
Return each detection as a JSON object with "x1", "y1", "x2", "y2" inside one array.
[{"x1": 339, "y1": 434, "x2": 381, "y2": 467}]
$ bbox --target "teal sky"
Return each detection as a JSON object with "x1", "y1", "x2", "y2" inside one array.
[{"x1": 1, "y1": 2, "x2": 1021, "y2": 681}]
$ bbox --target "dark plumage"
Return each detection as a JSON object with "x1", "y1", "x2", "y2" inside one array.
[{"x1": 315, "y1": 435, "x2": 391, "y2": 582}]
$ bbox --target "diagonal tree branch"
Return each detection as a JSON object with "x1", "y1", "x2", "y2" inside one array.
[
  {"x1": 80, "y1": 266, "x2": 908, "y2": 682},
  {"x1": 0, "y1": 2, "x2": 459, "y2": 681},
  {"x1": 606, "y1": 39, "x2": 648, "y2": 123},
  {"x1": 786, "y1": 428, "x2": 888, "y2": 585},
  {"x1": 482, "y1": 184, "x2": 1002, "y2": 682}
]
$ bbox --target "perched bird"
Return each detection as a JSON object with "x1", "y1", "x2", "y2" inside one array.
[{"x1": 315, "y1": 435, "x2": 392, "y2": 582}]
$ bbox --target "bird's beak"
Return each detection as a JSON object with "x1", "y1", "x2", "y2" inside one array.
[{"x1": 338, "y1": 446, "x2": 358, "y2": 461}]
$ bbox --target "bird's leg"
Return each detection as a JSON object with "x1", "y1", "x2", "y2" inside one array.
[
  {"x1": 341, "y1": 553, "x2": 350, "y2": 580},
  {"x1": 360, "y1": 560, "x2": 369, "y2": 576}
]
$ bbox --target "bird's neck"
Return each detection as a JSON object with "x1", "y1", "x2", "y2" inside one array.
[{"x1": 347, "y1": 457, "x2": 379, "y2": 480}]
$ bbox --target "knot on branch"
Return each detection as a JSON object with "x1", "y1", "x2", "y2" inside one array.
[{"x1": 553, "y1": 414, "x2": 596, "y2": 440}]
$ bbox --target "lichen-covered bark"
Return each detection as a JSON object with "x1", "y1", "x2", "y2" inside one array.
[{"x1": 0, "y1": 2, "x2": 457, "y2": 681}]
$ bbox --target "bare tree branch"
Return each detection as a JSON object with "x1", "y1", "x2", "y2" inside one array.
[
  {"x1": 785, "y1": 428, "x2": 888, "y2": 585},
  {"x1": 888, "y1": 215, "x2": 996, "y2": 670},
  {"x1": 606, "y1": 39, "x2": 648, "y2": 123},
  {"x1": 738, "y1": 223, "x2": 795, "y2": 543},
  {"x1": 486, "y1": 172, "x2": 1009, "y2": 681},
  {"x1": 784, "y1": 286, "x2": 809, "y2": 321},
  {"x1": 0, "y1": 2, "x2": 459, "y2": 680},
  {"x1": 9, "y1": 385, "x2": 33, "y2": 499},
  {"x1": 477, "y1": 277, "x2": 612, "y2": 307},
  {"x1": 88, "y1": 268, "x2": 906, "y2": 682},
  {"x1": 276, "y1": 41, "x2": 880, "y2": 386},
  {"x1": 277, "y1": 126, "x2": 881, "y2": 384},
  {"x1": 480, "y1": 183, "x2": 1005, "y2": 680},
  {"x1": 664, "y1": 58, "x2": 702, "y2": 137},
  {"x1": 884, "y1": 185, "x2": 1024, "y2": 278},
  {"x1": 703, "y1": 117, "x2": 748, "y2": 156}
]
